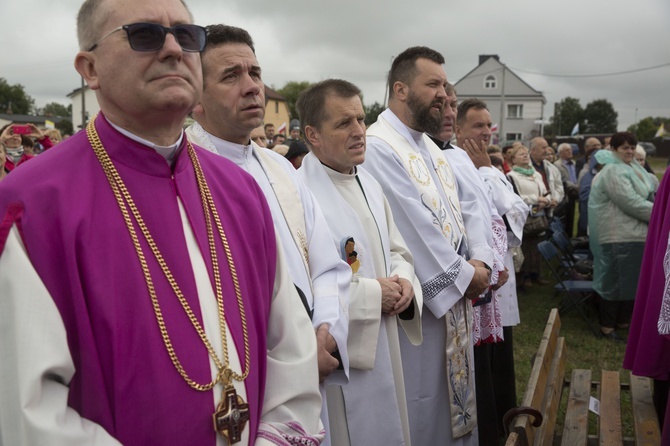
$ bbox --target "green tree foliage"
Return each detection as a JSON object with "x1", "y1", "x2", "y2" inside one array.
[
  {"x1": 583, "y1": 99, "x2": 618, "y2": 134},
  {"x1": 0, "y1": 78, "x2": 35, "y2": 115},
  {"x1": 364, "y1": 101, "x2": 385, "y2": 126},
  {"x1": 56, "y1": 120, "x2": 74, "y2": 136},
  {"x1": 550, "y1": 97, "x2": 583, "y2": 136},
  {"x1": 41, "y1": 102, "x2": 71, "y2": 117},
  {"x1": 627, "y1": 116, "x2": 670, "y2": 141},
  {"x1": 277, "y1": 81, "x2": 313, "y2": 120}
]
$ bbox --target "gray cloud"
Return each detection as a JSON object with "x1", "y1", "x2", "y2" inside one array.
[{"x1": 3, "y1": 0, "x2": 669, "y2": 131}]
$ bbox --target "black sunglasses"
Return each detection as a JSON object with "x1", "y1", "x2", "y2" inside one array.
[{"x1": 88, "y1": 22, "x2": 207, "y2": 52}]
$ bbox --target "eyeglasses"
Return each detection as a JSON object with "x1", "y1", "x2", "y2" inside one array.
[{"x1": 88, "y1": 22, "x2": 207, "y2": 52}]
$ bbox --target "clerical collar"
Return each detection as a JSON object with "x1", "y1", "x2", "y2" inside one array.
[
  {"x1": 323, "y1": 163, "x2": 357, "y2": 184},
  {"x1": 105, "y1": 117, "x2": 183, "y2": 164},
  {"x1": 204, "y1": 132, "x2": 254, "y2": 168}
]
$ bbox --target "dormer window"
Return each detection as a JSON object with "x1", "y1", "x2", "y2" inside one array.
[{"x1": 484, "y1": 75, "x2": 497, "y2": 89}]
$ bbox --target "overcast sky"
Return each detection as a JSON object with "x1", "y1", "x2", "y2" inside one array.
[{"x1": 3, "y1": 0, "x2": 669, "y2": 132}]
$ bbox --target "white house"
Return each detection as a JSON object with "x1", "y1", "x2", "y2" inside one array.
[
  {"x1": 454, "y1": 55, "x2": 546, "y2": 144},
  {"x1": 67, "y1": 85, "x2": 100, "y2": 131}
]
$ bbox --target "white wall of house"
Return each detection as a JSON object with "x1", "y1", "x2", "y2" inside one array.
[
  {"x1": 455, "y1": 56, "x2": 546, "y2": 142},
  {"x1": 69, "y1": 87, "x2": 100, "y2": 132}
]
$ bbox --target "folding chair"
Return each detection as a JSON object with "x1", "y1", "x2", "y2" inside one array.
[
  {"x1": 537, "y1": 240, "x2": 600, "y2": 337},
  {"x1": 549, "y1": 217, "x2": 590, "y2": 257},
  {"x1": 551, "y1": 232, "x2": 593, "y2": 277}
]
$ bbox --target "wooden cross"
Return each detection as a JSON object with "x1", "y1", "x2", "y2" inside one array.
[{"x1": 213, "y1": 384, "x2": 250, "y2": 443}]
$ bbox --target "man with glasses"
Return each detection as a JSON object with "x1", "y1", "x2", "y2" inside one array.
[{"x1": 0, "y1": 0, "x2": 323, "y2": 445}]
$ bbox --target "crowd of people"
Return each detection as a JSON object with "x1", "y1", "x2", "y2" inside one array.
[{"x1": 1, "y1": 0, "x2": 669, "y2": 445}]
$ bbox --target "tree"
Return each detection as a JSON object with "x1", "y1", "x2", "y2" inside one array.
[
  {"x1": 277, "y1": 81, "x2": 312, "y2": 120},
  {"x1": 628, "y1": 116, "x2": 670, "y2": 141},
  {"x1": 0, "y1": 78, "x2": 35, "y2": 115},
  {"x1": 550, "y1": 97, "x2": 583, "y2": 136},
  {"x1": 41, "y1": 102, "x2": 71, "y2": 118},
  {"x1": 583, "y1": 99, "x2": 617, "y2": 134},
  {"x1": 56, "y1": 120, "x2": 74, "y2": 136},
  {"x1": 364, "y1": 101, "x2": 385, "y2": 126}
]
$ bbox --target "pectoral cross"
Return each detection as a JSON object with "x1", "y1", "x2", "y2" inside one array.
[{"x1": 213, "y1": 384, "x2": 250, "y2": 443}]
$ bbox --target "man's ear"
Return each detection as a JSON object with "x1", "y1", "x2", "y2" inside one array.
[
  {"x1": 75, "y1": 51, "x2": 100, "y2": 91},
  {"x1": 393, "y1": 81, "x2": 408, "y2": 101},
  {"x1": 304, "y1": 125, "x2": 319, "y2": 148}
]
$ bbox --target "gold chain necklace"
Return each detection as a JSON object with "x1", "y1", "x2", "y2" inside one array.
[{"x1": 86, "y1": 118, "x2": 251, "y2": 443}]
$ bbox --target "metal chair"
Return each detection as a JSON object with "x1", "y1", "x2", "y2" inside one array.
[
  {"x1": 537, "y1": 240, "x2": 600, "y2": 337},
  {"x1": 551, "y1": 231, "x2": 593, "y2": 277}
]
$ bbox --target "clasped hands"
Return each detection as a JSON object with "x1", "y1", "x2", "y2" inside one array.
[{"x1": 377, "y1": 275, "x2": 414, "y2": 316}]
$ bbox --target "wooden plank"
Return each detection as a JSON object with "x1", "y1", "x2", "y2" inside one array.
[
  {"x1": 561, "y1": 369, "x2": 591, "y2": 446},
  {"x1": 629, "y1": 373, "x2": 661, "y2": 446},
  {"x1": 534, "y1": 337, "x2": 567, "y2": 446},
  {"x1": 512, "y1": 309, "x2": 562, "y2": 445},
  {"x1": 599, "y1": 370, "x2": 623, "y2": 445}
]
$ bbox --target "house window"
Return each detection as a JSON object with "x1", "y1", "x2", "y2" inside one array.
[
  {"x1": 484, "y1": 75, "x2": 497, "y2": 89},
  {"x1": 275, "y1": 101, "x2": 279, "y2": 114},
  {"x1": 507, "y1": 104, "x2": 523, "y2": 119},
  {"x1": 505, "y1": 133, "x2": 522, "y2": 141}
]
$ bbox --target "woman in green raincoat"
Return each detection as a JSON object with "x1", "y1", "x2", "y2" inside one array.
[{"x1": 588, "y1": 132, "x2": 658, "y2": 341}]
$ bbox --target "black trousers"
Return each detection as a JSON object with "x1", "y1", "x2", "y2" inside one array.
[
  {"x1": 598, "y1": 299, "x2": 634, "y2": 329},
  {"x1": 474, "y1": 326, "x2": 517, "y2": 445}
]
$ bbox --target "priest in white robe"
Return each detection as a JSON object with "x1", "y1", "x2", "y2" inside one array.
[
  {"x1": 363, "y1": 46, "x2": 491, "y2": 446},
  {"x1": 0, "y1": 2, "x2": 323, "y2": 445},
  {"x1": 296, "y1": 79, "x2": 423, "y2": 445},
  {"x1": 184, "y1": 25, "x2": 351, "y2": 386}
]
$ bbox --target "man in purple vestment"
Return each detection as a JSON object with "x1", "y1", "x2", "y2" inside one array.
[
  {"x1": 0, "y1": 0, "x2": 323, "y2": 445},
  {"x1": 624, "y1": 169, "x2": 670, "y2": 442}
]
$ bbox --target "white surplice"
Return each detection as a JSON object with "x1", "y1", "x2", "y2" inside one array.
[
  {"x1": 186, "y1": 124, "x2": 351, "y2": 377},
  {"x1": 363, "y1": 109, "x2": 478, "y2": 446},
  {"x1": 442, "y1": 143, "x2": 504, "y2": 344},
  {"x1": 299, "y1": 153, "x2": 423, "y2": 445},
  {"x1": 477, "y1": 166, "x2": 529, "y2": 326}
]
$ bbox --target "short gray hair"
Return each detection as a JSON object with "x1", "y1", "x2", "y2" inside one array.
[{"x1": 557, "y1": 143, "x2": 572, "y2": 154}]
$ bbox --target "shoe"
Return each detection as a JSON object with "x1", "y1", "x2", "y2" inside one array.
[
  {"x1": 522, "y1": 279, "x2": 534, "y2": 288},
  {"x1": 601, "y1": 330, "x2": 626, "y2": 343},
  {"x1": 534, "y1": 278, "x2": 551, "y2": 286}
]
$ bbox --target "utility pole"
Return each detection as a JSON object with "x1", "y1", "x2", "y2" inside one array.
[{"x1": 498, "y1": 65, "x2": 506, "y2": 140}]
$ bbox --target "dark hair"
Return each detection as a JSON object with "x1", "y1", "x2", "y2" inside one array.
[
  {"x1": 204, "y1": 24, "x2": 255, "y2": 53},
  {"x1": 610, "y1": 132, "x2": 637, "y2": 149},
  {"x1": 490, "y1": 155, "x2": 504, "y2": 169},
  {"x1": 456, "y1": 98, "x2": 488, "y2": 126},
  {"x1": 264, "y1": 123, "x2": 274, "y2": 130},
  {"x1": 388, "y1": 46, "x2": 444, "y2": 98},
  {"x1": 296, "y1": 79, "x2": 362, "y2": 146}
]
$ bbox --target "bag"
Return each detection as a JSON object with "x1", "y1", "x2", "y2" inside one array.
[{"x1": 523, "y1": 214, "x2": 549, "y2": 237}]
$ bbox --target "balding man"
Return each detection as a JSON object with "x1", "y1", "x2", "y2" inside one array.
[
  {"x1": 529, "y1": 137, "x2": 565, "y2": 218},
  {"x1": 554, "y1": 143, "x2": 579, "y2": 235},
  {"x1": 577, "y1": 137, "x2": 603, "y2": 235},
  {"x1": 0, "y1": 1, "x2": 323, "y2": 444}
]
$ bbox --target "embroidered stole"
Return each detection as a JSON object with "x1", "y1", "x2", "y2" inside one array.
[
  {"x1": 186, "y1": 124, "x2": 312, "y2": 288},
  {"x1": 367, "y1": 115, "x2": 476, "y2": 438},
  {"x1": 658, "y1": 232, "x2": 670, "y2": 334}
]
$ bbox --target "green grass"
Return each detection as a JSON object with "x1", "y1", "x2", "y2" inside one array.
[{"x1": 648, "y1": 155, "x2": 667, "y2": 180}]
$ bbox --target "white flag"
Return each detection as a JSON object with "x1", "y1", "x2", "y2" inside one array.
[{"x1": 570, "y1": 123, "x2": 579, "y2": 136}]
